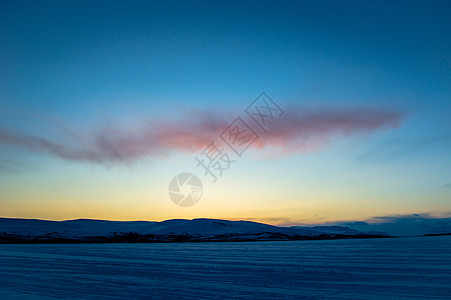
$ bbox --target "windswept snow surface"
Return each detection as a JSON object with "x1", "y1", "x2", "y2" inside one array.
[{"x1": 0, "y1": 236, "x2": 450, "y2": 299}]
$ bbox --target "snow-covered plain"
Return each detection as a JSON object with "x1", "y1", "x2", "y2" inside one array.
[{"x1": 1, "y1": 236, "x2": 450, "y2": 299}]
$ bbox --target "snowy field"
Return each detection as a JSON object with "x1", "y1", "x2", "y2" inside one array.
[{"x1": 1, "y1": 236, "x2": 450, "y2": 299}]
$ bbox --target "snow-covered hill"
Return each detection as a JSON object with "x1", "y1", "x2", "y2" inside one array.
[{"x1": 0, "y1": 217, "x2": 389, "y2": 243}]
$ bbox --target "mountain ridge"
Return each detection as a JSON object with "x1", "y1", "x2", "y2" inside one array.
[{"x1": 0, "y1": 217, "x2": 389, "y2": 243}]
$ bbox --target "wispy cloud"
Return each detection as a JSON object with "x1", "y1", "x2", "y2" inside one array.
[
  {"x1": 0, "y1": 106, "x2": 403, "y2": 166},
  {"x1": 356, "y1": 135, "x2": 451, "y2": 163},
  {"x1": 255, "y1": 106, "x2": 402, "y2": 154}
]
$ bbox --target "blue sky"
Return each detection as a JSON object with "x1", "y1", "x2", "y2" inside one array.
[{"x1": 0, "y1": 0, "x2": 450, "y2": 222}]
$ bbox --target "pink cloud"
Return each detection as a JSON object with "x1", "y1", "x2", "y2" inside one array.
[
  {"x1": 0, "y1": 106, "x2": 403, "y2": 165},
  {"x1": 254, "y1": 106, "x2": 402, "y2": 154}
]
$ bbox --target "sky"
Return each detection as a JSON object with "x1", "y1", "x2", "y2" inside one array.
[{"x1": 0, "y1": 0, "x2": 450, "y2": 224}]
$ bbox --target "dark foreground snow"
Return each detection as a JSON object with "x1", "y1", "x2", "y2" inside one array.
[{"x1": 1, "y1": 236, "x2": 450, "y2": 299}]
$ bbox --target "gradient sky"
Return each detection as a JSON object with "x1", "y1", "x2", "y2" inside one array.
[{"x1": 1, "y1": 0, "x2": 450, "y2": 224}]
